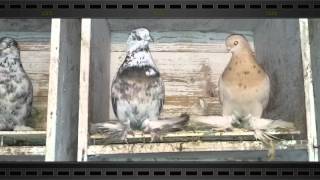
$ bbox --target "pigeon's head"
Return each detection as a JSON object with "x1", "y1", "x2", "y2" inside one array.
[
  {"x1": 225, "y1": 34, "x2": 251, "y2": 53},
  {"x1": 127, "y1": 28, "x2": 153, "y2": 51},
  {"x1": 0, "y1": 37, "x2": 19, "y2": 57}
]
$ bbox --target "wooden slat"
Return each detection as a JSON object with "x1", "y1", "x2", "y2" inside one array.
[
  {"x1": 88, "y1": 149, "x2": 308, "y2": 161},
  {"x1": 254, "y1": 20, "x2": 307, "y2": 137},
  {"x1": 78, "y1": 19, "x2": 91, "y2": 162},
  {"x1": 0, "y1": 146, "x2": 44, "y2": 156},
  {"x1": 0, "y1": 32, "x2": 50, "y2": 42},
  {"x1": 88, "y1": 140, "x2": 307, "y2": 155},
  {"x1": 309, "y1": 19, "x2": 320, "y2": 161},
  {"x1": 0, "y1": 131, "x2": 46, "y2": 146},
  {"x1": 19, "y1": 42, "x2": 50, "y2": 51},
  {"x1": 45, "y1": 19, "x2": 81, "y2": 161},
  {"x1": 78, "y1": 19, "x2": 111, "y2": 161},
  {"x1": 299, "y1": 19, "x2": 319, "y2": 161},
  {"x1": 90, "y1": 130, "x2": 301, "y2": 145}
]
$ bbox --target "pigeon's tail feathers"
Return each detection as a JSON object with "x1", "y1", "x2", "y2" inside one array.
[
  {"x1": 267, "y1": 120, "x2": 295, "y2": 130},
  {"x1": 147, "y1": 113, "x2": 190, "y2": 133},
  {"x1": 90, "y1": 121, "x2": 124, "y2": 139}
]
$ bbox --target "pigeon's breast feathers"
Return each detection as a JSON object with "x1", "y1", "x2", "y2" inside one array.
[{"x1": 119, "y1": 28, "x2": 158, "y2": 74}]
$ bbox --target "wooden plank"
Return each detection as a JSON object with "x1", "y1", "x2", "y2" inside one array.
[
  {"x1": 299, "y1": 19, "x2": 319, "y2": 161},
  {"x1": 309, "y1": 19, "x2": 320, "y2": 161},
  {"x1": 19, "y1": 42, "x2": 50, "y2": 51},
  {"x1": 253, "y1": 20, "x2": 307, "y2": 137},
  {"x1": 0, "y1": 32, "x2": 50, "y2": 42},
  {"x1": 90, "y1": 130, "x2": 301, "y2": 145},
  {"x1": 107, "y1": 19, "x2": 261, "y2": 32},
  {"x1": 0, "y1": 19, "x2": 51, "y2": 32},
  {"x1": 111, "y1": 31, "x2": 254, "y2": 46},
  {"x1": 88, "y1": 149, "x2": 308, "y2": 161},
  {"x1": 0, "y1": 131, "x2": 46, "y2": 146},
  {"x1": 45, "y1": 19, "x2": 81, "y2": 161},
  {"x1": 0, "y1": 146, "x2": 44, "y2": 156},
  {"x1": 89, "y1": 20, "x2": 111, "y2": 124},
  {"x1": 88, "y1": 140, "x2": 307, "y2": 155},
  {"x1": 0, "y1": 155, "x2": 44, "y2": 161},
  {"x1": 78, "y1": 19, "x2": 112, "y2": 161},
  {"x1": 78, "y1": 19, "x2": 92, "y2": 162},
  {"x1": 112, "y1": 43, "x2": 230, "y2": 53}
]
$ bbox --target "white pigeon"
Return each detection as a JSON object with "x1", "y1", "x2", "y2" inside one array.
[
  {"x1": 0, "y1": 37, "x2": 33, "y2": 131},
  {"x1": 91, "y1": 28, "x2": 189, "y2": 142}
]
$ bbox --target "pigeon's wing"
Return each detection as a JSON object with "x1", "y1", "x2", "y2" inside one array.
[
  {"x1": 259, "y1": 72, "x2": 270, "y2": 109},
  {"x1": 111, "y1": 78, "x2": 120, "y2": 118},
  {"x1": 218, "y1": 76, "x2": 224, "y2": 104},
  {"x1": 158, "y1": 78, "x2": 165, "y2": 113},
  {"x1": 111, "y1": 97, "x2": 118, "y2": 118}
]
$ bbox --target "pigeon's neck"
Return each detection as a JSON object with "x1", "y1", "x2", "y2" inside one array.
[
  {"x1": 123, "y1": 47, "x2": 157, "y2": 69},
  {"x1": 0, "y1": 54, "x2": 22, "y2": 73}
]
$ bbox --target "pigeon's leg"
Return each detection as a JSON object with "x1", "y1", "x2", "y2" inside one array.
[
  {"x1": 120, "y1": 119, "x2": 131, "y2": 144},
  {"x1": 150, "y1": 129, "x2": 162, "y2": 143}
]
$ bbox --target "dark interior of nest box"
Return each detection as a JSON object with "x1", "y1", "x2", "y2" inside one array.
[{"x1": 88, "y1": 19, "x2": 307, "y2": 138}]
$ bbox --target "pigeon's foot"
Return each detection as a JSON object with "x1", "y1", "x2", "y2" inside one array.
[
  {"x1": 150, "y1": 130, "x2": 162, "y2": 143},
  {"x1": 120, "y1": 130, "x2": 129, "y2": 144}
]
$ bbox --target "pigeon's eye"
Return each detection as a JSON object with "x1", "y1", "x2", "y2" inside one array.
[
  {"x1": 233, "y1": 41, "x2": 239, "y2": 46},
  {"x1": 136, "y1": 36, "x2": 142, "y2": 41}
]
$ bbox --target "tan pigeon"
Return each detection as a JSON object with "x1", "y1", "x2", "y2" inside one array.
[
  {"x1": 219, "y1": 34, "x2": 270, "y2": 118},
  {"x1": 219, "y1": 34, "x2": 276, "y2": 159}
]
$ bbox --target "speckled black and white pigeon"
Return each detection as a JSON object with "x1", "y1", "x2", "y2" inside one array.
[
  {"x1": 91, "y1": 28, "x2": 189, "y2": 142},
  {"x1": 0, "y1": 37, "x2": 33, "y2": 131}
]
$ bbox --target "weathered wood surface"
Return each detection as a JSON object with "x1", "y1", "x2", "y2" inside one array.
[
  {"x1": 0, "y1": 131, "x2": 46, "y2": 146},
  {"x1": 88, "y1": 149, "x2": 308, "y2": 161},
  {"x1": 0, "y1": 146, "x2": 45, "y2": 156},
  {"x1": 45, "y1": 19, "x2": 81, "y2": 161},
  {"x1": 78, "y1": 19, "x2": 111, "y2": 161},
  {"x1": 90, "y1": 130, "x2": 301, "y2": 145},
  {"x1": 107, "y1": 19, "x2": 261, "y2": 32},
  {"x1": 307, "y1": 19, "x2": 320, "y2": 161},
  {"x1": 254, "y1": 20, "x2": 307, "y2": 137},
  {"x1": 88, "y1": 140, "x2": 307, "y2": 155}
]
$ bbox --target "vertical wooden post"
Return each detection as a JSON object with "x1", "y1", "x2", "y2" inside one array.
[
  {"x1": 78, "y1": 19, "x2": 111, "y2": 161},
  {"x1": 45, "y1": 19, "x2": 81, "y2": 161},
  {"x1": 307, "y1": 19, "x2": 320, "y2": 161},
  {"x1": 299, "y1": 19, "x2": 319, "y2": 161}
]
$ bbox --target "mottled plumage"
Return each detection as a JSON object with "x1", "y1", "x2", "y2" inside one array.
[
  {"x1": 0, "y1": 37, "x2": 33, "y2": 131},
  {"x1": 91, "y1": 28, "x2": 188, "y2": 142}
]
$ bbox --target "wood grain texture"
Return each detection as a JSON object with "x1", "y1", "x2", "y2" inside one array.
[
  {"x1": 309, "y1": 19, "x2": 320, "y2": 160},
  {"x1": 45, "y1": 19, "x2": 81, "y2": 161},
  {"x1": 88, "y1": 149, "x2": 308, "y2": 161},
  {"x1": 88, "y1": 140, "x2": 307, "y2": 155},
  {"x1": 254, "y1": 20, "x2": 307, "y2": 137}
]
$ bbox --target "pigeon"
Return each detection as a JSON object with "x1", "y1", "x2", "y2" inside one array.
[
  {"x1": 219, "y1": 34, "x2": 294, "y2": 159},
  {"x1": 0, "y1": 37, "x2": 33, "y2": 131},
  {"x1": 92, "y1": 28, "x2": 189, "y2": 142}
]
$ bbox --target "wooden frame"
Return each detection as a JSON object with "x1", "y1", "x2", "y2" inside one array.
[
  {"x1": 45, "y1": 19, "x2": 81, "y2": 161},
  {"x1": 77, "y1": 19, "x2": 317, "y2": 162},
  {"x1": 0, "y1": 19, "x2": 319, "y2": 162},
  {"x1": 78, "y1": 19, "x2": 111, "y2": 161}
]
